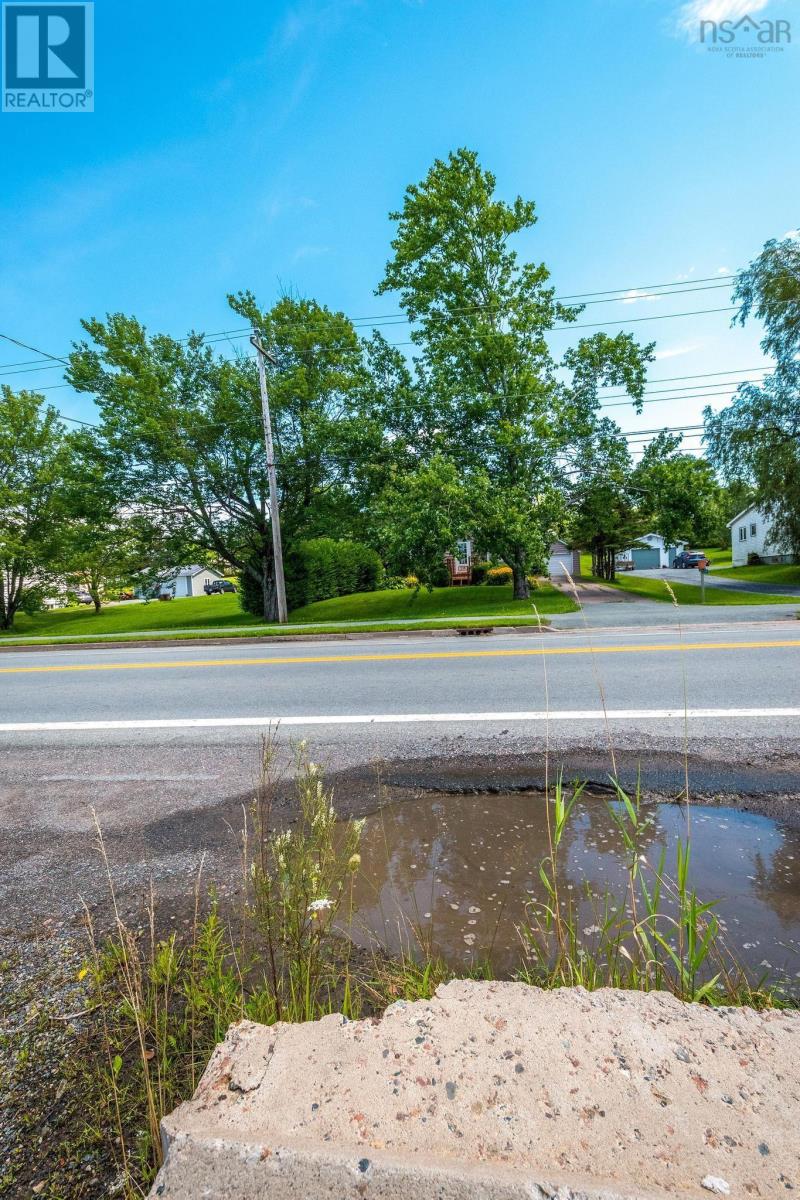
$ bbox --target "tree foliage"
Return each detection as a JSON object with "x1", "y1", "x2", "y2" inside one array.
[
  {"x1": 632, "y1": 432, "x2": 721, "y2": 548},
  {"x1": 0, "y1": 388, "x2": 69, "y2": 629},
  {"x1": 375, "y1": 454, "x2": 476, "y2": 589},
  {"x1": 67, "y1": 295, "x2": 381, "y2": 619},
  {"x1": 568, "y1": 421, "x2": 644, "y2": 580},
  {"x1": 705, "y1": 231, "x2": 800, "y2": 559},
  {"x1": 378, "y1": 148, "x2": 653, "y2": 597}
]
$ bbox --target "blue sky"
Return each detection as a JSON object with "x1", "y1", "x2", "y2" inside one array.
[{"x1": 1, "y1": 0, "x2": 797, "y2": 460}]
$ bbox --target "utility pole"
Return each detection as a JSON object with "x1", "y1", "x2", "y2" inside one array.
[{"x1": 250, "y1": 329, "x2": 288, "y2": 624}]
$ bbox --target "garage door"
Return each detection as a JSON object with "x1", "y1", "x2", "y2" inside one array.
[
  {"x1": 548, "y1": 552, "x2": 574, "y2": 578},
  {"x1": 631, "y1": 548, "x2": 660, "y2": 569}
]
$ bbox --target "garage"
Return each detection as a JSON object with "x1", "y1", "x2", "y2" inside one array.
[{"x1": 547, "y1": 542, "x2": 580, "y2": 580}]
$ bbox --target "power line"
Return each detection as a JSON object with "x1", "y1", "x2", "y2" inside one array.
[
  {"x1": 0, "y1": 266, "x2": 744, "y2": 373},
  {"x1": 0, "y1": 332, "x2": 68, "y2": 366}
]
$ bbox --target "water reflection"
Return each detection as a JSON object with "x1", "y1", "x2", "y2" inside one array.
[{"x1": 347, "y1": 793, "x2": 800, "y2": 988}]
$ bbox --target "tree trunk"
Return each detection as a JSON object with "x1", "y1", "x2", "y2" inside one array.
[
  {"x1": 261, "y1": 550, "x2": 278, "y2": 622},
  {"x1": 595, "y1": 546, "x2": 616, "y2": 582},
  {"x1": 511, "y1": 550, "x2": 530, "y2": 600}
]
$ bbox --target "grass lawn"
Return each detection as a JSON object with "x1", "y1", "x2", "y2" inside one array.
[
  {"x1": 602, "y1": 575, "x2": 798, "y2": 606},
  {"x1": 698, "y1": 546, "x2": 732, "y2": 569},
  {"x1": 0, "y1": 584, "x2": 577, "y2": 644},
  {"x1": 711, "y1": 562, "x2": 800, "y2": 586}
]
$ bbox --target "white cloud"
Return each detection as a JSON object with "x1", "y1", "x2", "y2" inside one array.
[
  {"x1": 675, "y1": 0, "x2": 770, "y2": 37},
  {"x1": 716, "y1": 266, "x2": 732, "y2": 274},
  {"x1": 621, "y1": 288, "x2": 662, "y2": 305},
  {"x1": 783, "y1": 229, "x2": 800, "y2": 240},
  {"x1": 654, "y1": 342, "x2": 703, "y2": 360}
]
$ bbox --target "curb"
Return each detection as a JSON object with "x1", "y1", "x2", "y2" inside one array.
[{"x1": 0, "y1": 624, "x2": 553, "y2": 655}]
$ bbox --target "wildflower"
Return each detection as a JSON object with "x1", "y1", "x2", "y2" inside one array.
[
  {"x1": 308, "y1": 898, "x2": 333, "y2": 913},
  {"x1": 348, "y1": 853, "x2": 361, "y2": 871}
]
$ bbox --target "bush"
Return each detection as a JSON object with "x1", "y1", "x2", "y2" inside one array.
[
  {"x1": 747, "y1": 552, "x2": 763, "y2": 566},
  {"x1": 429, "y1": 564, "x2": 451, "y2": 589},
  {"x1": 470, "y1": 561, "x2": 491, "y2": 585},
  {"x1": 402, "y1": 574, "x2": 420, "y2": 589},
  {"x1": 384, "y1": 576, "x2": 408, "y2": 590},
  {"x1": 285, "y1": 538, "x2": 384, "y2": 610},
  {"x1": 486, "y1": 565, "x2": 512, "y2": 586}
]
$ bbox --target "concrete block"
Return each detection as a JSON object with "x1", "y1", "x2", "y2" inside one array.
[{"x1": 150, "y1": 981, "x2": 800, "y2": 1199}]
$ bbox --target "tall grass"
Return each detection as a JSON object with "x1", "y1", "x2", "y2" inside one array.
[
  {"x1": 516, "y1": 776, "x2": 773, "y2": 1006},
  {"x1": 81, "y1": 738, "x2": 371, "y2": 1195}
]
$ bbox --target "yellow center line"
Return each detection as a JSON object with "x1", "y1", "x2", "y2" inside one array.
[{"x1": 1, "y1": 638, "x2": 800, "y2": 675}]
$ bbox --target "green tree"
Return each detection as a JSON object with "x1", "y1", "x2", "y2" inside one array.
[
  {"x1": 0, "y1": 388, "x2": 69, "y2": 629},
  {"x1": 569, "y1": 421, "x2": 644, "y2": 580},
  {"x1": 68, "y1": 295, "x2": 381, "y2": 620},
  {"x1": 375, "y1": 453, "x2": 477, "y2": 588},
  {"x1": 705, "y1": 231, "x2": 800, "y2": 559},
  {"x1": 58, "y1": 431, "x2": 188, "y2": 613},
  {"x1": 632, "y1": 433, "x2": 721, "y2": 548},
  {"x1": 378, "y1": 148, "x2": 653, "y2": 598}
]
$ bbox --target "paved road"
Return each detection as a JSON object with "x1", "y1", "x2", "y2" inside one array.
[
  {"x1": 1, "y1": 622, "x2": 799, "y2": 741},
  {"x1": 628, "y1": 566, "x2": 800, "y2": 596}
]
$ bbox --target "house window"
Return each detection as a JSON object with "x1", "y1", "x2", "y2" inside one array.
[
  {"x1": 750, "y1": 523, "x2": 757, "y2": 537},
  {"x1": 739, "y1": 527, "x2": 747, "y2": 542}
]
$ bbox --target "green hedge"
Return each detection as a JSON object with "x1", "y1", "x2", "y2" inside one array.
[{"x1": 285, "y1": 538, "x2": 384, "y2": 610}]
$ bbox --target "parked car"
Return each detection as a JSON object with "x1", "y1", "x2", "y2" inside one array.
[
  {"x1": 75, "y1": 591, "x2": 94, "y2": 605},
  {"x1": 204, "y1": 579, "x2": 237, "y2": 594},
  {"x1": 672, "y1": 551, "x2": 711, "y2": 569},
  {"x1": 118, "y1": 590, "x2": 135, "y2": 601}
]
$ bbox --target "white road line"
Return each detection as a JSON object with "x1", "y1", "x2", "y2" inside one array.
[{"x1": 1, "y1": 708, "x2": 799, "y2": 733}]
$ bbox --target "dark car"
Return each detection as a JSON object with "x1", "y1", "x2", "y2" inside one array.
[
  {"x1": 205, "y1": 579, "x2": 237, "y2": 594},
  {"x1": 672, "y1": 551, "x2": 711, "y2": 569}
]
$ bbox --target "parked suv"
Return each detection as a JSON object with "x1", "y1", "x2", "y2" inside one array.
[
  {"x1": 204, "y1": 579, "x2": 237, "y2": 594},
  {"x1": 672, "y1": 551, "x2": 710, "y2": 569}
]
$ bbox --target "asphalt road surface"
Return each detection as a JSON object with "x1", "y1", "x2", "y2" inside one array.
[
  {"x1": 628, "y1": 566, "x2": 800, "y2": 596},
  {"x1": 2, "y1": 620, "x2": 799, "y2": 751}
]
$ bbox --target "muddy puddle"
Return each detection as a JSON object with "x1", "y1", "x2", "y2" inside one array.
[{"x1": 347, "y1": 792, "x2": 800, "y2": 988}]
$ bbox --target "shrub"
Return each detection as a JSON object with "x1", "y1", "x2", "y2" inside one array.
[
  {"x1": 470, "y1": 561, "x2": 491, "y2": 585},
  {"x1": 239, "y1": 553, "x2": 269, "y2": 617},
  {"x1": 526, "y1": 575, "x2": 541, "y2": 590},
  {"x1": 284, "y1": 538, "x2": 384, "y2": 610},
  {"x1": 486, "y1": 565, "x2": 512, "y2": 586},
  {"x1": 747, "y1": 551, "x2": 763, "y2": 566},
  {"x1": 429, "y1": 564, "x2": 451, "y2": 589},
  {"x1": 403, "y1": 574, "x2": 420, "y2": 589},
  {"x1": 384, "y1": 575, "x2": 408, "y2": 590}
]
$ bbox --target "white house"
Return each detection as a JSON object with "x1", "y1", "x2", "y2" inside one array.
[
  {"x1": 617, "y1": 533, "x2": 686, "y2": 570},
  {"x1": 727, "y1": 504, "x2": 794, "y2": 567},
  {"x1": 137, "y1": 565, "x2": 225, "y2": 599}
]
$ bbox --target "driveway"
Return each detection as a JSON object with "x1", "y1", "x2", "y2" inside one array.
[{"x1": 628, "y1": 566, "x2": 800, "y2": 597}]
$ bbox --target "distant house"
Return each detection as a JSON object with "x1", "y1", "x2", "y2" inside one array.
[
  {"x1": 136, "y1": 565, "x2": 224, "y2": 599},
  {"x1": 727, "y1": 504, "x2": 795, "y2": 567},
  {"x1": 617, "y1": 533, "x2": 686, "y2": 570}
]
